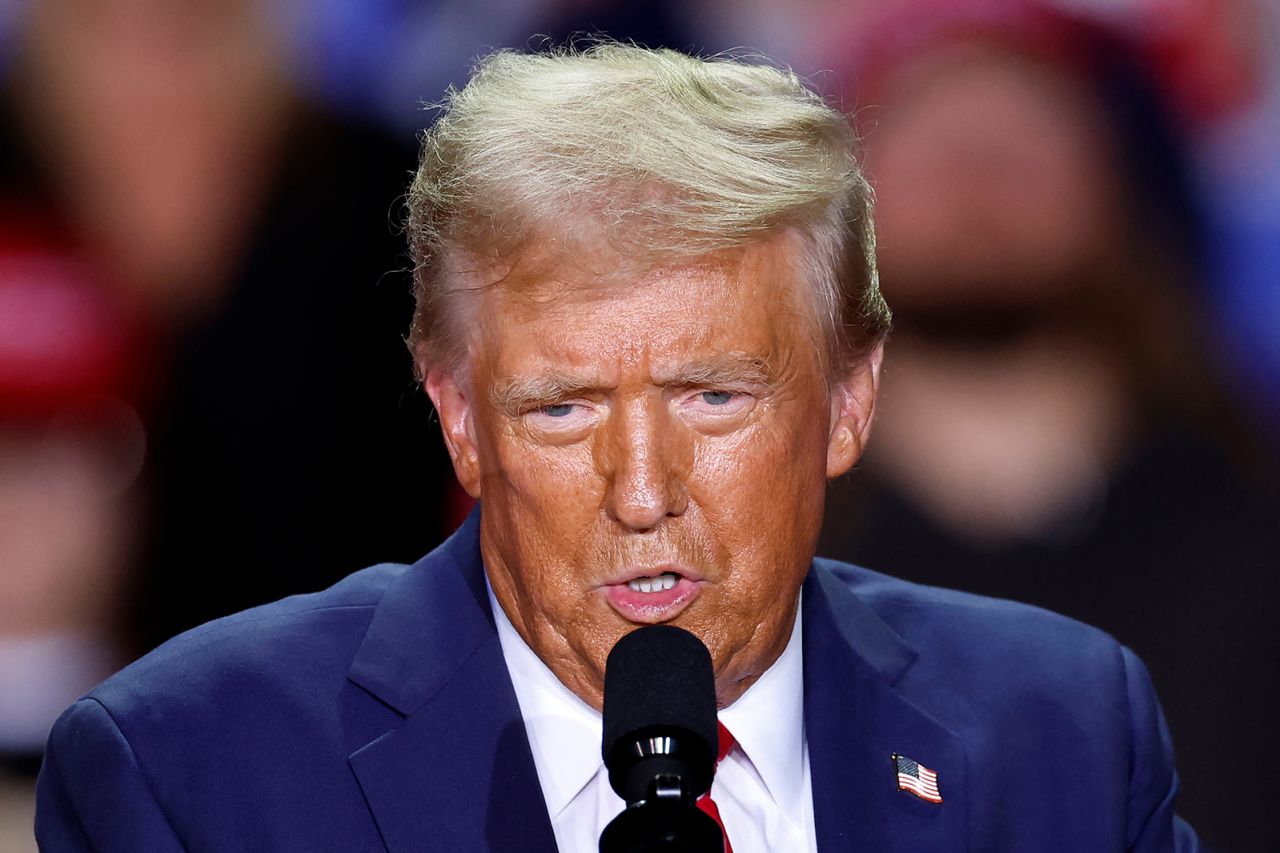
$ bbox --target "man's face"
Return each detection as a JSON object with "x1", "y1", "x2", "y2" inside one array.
[{"x1": 427, "y1": 233, "x2": 879, "y2": 708}]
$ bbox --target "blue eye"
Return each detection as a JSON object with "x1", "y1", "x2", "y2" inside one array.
[
  {"x1": 540, "y1": 403, "x2": 577, "y2": 418},
  {"x1": 700, "y1": 390, "x2": 735, "y2": 406}
]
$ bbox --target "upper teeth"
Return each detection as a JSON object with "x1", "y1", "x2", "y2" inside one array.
[{"x1": 627, "y1": 572, "x2": 679, "y2": 594}]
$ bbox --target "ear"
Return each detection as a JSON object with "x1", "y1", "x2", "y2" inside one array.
[
  {"x1": 826, "y1": 341, "x2": 884, "y2": 478},
  {"x1": 424, "y1": 367, "x2": 482, "y2": 499}
]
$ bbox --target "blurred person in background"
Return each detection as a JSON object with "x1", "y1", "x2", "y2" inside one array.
[
  {"x1": 814, "y1": 3, "x2": 1279, "y2": 850},
  {"x1": 0, "y1": 225, "x2": 144, "y2": 853},
  {"x1": 0, "y1": 0, "x2": 457, "y2": 662},
  {"x1": 0, "y1": 6, "x2": 455, "y2": 844}
]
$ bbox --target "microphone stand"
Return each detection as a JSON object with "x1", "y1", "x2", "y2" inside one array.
[{"x1": 599, "y1": 750, "x2": 725, "y2": 853}]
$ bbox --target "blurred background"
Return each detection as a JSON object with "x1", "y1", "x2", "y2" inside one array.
[{"x1": 0, "y1": 0, "x2": 1275, "y2": 849}]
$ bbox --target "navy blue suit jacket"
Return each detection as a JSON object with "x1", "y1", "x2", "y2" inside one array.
[{"x1": 37, "y1": 511, "x2": 1200, "y2": 851}]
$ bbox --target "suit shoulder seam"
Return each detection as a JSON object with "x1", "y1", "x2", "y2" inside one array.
[
  {"x1": 80, "y1": 697, "x2": 189, "y2": 849},
  {"x1": 40, "y1": 723, "x2": 95, "y2": 849}
]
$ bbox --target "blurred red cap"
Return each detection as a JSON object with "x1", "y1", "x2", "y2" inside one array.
[{"x1": 0, "y1": 216, "x2": 148, "y2": 422}]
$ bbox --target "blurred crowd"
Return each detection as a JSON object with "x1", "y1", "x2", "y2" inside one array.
[{"x1": 0, "y1": 0, "x2": 1276, "y2": 850}]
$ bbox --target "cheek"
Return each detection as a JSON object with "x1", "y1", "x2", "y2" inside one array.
[
  {"x1": 482, "y1": 422, "x2": 601, "y2": 510},
  {"x1": 478, "y1": 429, "x2": 606, "y2": 596},
  {"x1": 691, "y1": 407, "x2": 827, "y2": 515},
  {"x1": 688, "y1": 411, "x2": 828, "y2": 577}
]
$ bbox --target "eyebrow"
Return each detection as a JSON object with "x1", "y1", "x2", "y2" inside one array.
[
  {"x1": 653, "y1": 352, "x2": 777, "y2": 389},
  {"x1": 489, "y1": 352, "x2": 778, "y2": 415},
  {"x1": 488, "y1": 371, "x2": 607, "y2": 414}
]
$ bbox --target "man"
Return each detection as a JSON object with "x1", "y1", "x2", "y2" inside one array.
[{"x1": 36, "y1": 44, "x2": 1199, "y2": 851}]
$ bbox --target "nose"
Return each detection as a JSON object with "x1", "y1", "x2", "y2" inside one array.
[{"x1": 599, "y1": 395, "x2": 688, "y2": 531}]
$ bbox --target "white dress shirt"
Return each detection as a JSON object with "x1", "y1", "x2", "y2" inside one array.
[{"x1": 490, "y1": 582, "x2": 818, "y2": 853}]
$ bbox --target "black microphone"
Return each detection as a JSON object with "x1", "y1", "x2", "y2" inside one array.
[{"x1": 599, "y1": 625, "x2": 725, "y2": 853}]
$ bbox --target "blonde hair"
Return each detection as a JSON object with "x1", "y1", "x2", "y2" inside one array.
[{"x1": 406, "y1": 42, "x2": 889, "y2": 374}]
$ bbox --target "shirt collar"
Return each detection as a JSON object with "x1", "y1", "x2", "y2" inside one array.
[
  {"x1": 489, "y1": 581, "x2": 604, "y2": 818},
  {"x1": 490, "y1": 579, "x2": 806, "y2": 819},
  {"x1": 717, "y1": 600, "x2": 807, "y2": 821}
]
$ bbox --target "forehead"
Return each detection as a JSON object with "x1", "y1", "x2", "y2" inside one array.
[{"x1": 468, "y1": 235, "x2": 816, "y2": 382}]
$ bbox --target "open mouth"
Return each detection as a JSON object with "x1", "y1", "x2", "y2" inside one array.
[{"x1": 603, "y1": 568, "x2": 702, "y2": 623}]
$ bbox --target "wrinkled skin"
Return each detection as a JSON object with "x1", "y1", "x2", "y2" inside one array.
[{"x1": 426, "y1": 232, "x2": 882, "y2": 709}]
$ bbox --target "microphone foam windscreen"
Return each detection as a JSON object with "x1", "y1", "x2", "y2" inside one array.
[{"x1": 601, "y1": 625, "x2": 718, "y2": 761}]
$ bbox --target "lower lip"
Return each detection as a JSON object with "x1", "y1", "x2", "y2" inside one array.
[{"x1": 603, "y1": 577, "x2": 702, "y2": 623}]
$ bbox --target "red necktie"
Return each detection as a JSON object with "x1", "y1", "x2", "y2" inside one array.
[{"x1": 696, "y1": 722, "x2": 735, "y2": 853}]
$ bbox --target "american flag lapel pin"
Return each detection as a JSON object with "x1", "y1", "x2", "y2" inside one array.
[{"x1": 892, "y1": 753, "x2": 943, "y2": 803}]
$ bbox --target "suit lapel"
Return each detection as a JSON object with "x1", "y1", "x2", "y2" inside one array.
[
  {"x1": 804, "y1": 563, "x2": 968, "y2": 852},
  {"x1": 345, "y1": 512, "x2": 558, "y2": 853}
]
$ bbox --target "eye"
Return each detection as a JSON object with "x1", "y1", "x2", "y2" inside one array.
[
  {"x1": 522, "y1": 400, "x2": 597, "y2": 438},
  {"x1": 678, "y1": 387, "x2": 754, "y2": 425}
]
